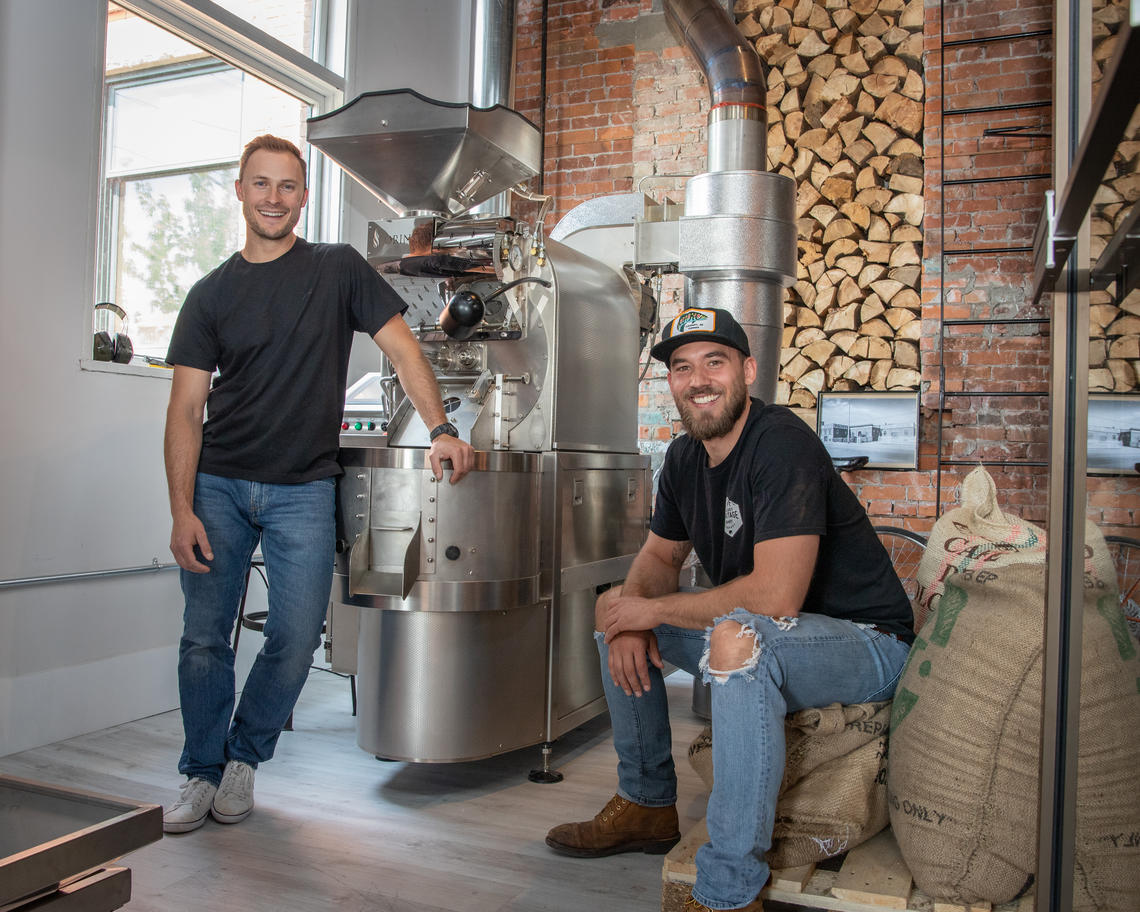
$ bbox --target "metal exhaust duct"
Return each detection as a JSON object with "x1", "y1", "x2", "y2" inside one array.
[
  {"x1": 664, "y1": 0, "x2": 796, "y2": 404},
  {"x1": 469, "y1": 0, "x2": 517, "y2": 218},
  {"x1": 663, "y1": 0, "x2": 768, "y2": 172}
]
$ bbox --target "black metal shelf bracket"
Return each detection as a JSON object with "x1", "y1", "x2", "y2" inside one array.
[
  {"x1": 941, "y1": 390, "x2": 1050, "y2": 398},
  {"x1": 938, "y1": 458, "x2": 1050, "y2": 467},
  {"x1": 1090, "y1": 200, "x2": 1140, "y2": 298},
  {"x1": 1031, "y1": 5, "x2": 1140, "y2": 305},
  {"x1": 944, "y1": 99, "x2": 1052, "y2": 117},
  {"x1": 943, "y1": 28, "x2": 1053, "y2": 48},
  {"x1": 943, "y1": 172, "x2": 1051, "y2": 187},
  {"x1": 942, "y1": 317, "x2": 1049, "y2": 326},
  {"x1": 942, "y1": 245, "x2": 1034, "y2": 256},
  {"x1": 983, "y1": 125, "x2": 1052, "y2": 139}
]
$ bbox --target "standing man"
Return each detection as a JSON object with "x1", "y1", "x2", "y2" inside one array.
[
  {"x1": 545, "y1": 308, "x2": 913, "y2": 911},
  {"x1": 162, "y1": 135, "x2": 474, "y2": 834}
]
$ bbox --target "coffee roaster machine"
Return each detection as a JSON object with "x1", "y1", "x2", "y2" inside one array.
[
  {"x1": 307, "y1": 91, "x2": 655, "y2": 769},
  {"x1": 307, "y1": 0, "x2": 797, "y2": 770}
]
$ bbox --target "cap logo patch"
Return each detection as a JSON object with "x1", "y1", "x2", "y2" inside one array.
[{"x1": 674, "y1": 309, "x2": 716, "y2": 335}]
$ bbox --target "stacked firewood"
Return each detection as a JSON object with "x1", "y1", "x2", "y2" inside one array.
[
  {"x1": 734, "y1": 0, "x2": 925, "y2": 408},
  {"x1": 1089, "y1": 0, "x2": 1140, "y2": 393}
]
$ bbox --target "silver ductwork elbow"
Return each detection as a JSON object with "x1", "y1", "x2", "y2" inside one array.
[
  {"x1": 664, "y1": 0, "x2": 767, "y2": 172},
  {"x1": 664, "y1": 0, "x2": 796, "y2": 404}
]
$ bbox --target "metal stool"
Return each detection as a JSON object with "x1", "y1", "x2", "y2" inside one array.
[{"x1": 233, "y1": 559, "x2": 357, "y2": 730}]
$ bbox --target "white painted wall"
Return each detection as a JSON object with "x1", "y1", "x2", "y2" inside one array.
[
  {"x1": 0, "y1": 0, "x2": 189, "y2": 756},
  {"x1": 0, "y1": 0, "x2": 479, "y2": 757}
]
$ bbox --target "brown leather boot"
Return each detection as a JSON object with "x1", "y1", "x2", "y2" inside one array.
[
  {"x1": 683, "y1": 894, "x2": 764, "y2": 912},
  {"x1": 545, "y1": 794, "x2": 680, "y2": 858}
]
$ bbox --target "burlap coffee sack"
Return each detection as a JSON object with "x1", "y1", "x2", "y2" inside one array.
[
  {"x1": 689, "y1": 700, "x2": 891, "y2": 869},
  {"x1": 888, "y1": 467, "x2": 1140, "y2": 909},
  {"x1": 1072, "y1": 528, "x2": 1140, "y2": 912}
]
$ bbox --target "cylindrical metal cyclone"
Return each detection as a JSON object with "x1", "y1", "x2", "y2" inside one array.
[
  {"x1": 685, "y1": 278, "x2": 787, "y2": 404},
  {"x1": 679, "y1": 170, "x2": 797, "y2": 401}
]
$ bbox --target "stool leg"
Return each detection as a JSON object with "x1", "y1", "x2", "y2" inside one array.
[{"x1": 232, "y1": 565, "x2": 254, "y2": 651}]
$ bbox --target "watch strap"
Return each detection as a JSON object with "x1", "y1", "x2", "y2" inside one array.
[{"x1": 429, "y1": 421, "x2": 459, "y2": 442}]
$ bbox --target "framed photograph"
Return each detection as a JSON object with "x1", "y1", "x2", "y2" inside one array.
[
  {"x1": 816, "y1": 391, "x2": 920, "y2": 470},
  {"x1": 1087, "y1": 394, "x2": 1140, "y2": 476}
]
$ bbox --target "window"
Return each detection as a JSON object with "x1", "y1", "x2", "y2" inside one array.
[{"x1": 94, "y1": 1, "x2": 344, "y2": 367}]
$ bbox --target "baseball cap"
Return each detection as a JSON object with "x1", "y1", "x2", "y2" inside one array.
[{"x1": 650, "y1": 307, "x2": 751, "y2": 365}]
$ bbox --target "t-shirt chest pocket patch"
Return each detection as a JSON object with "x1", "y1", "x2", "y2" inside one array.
[{"x1": 724, "y1": 497, "x2": 743, "y2": 538}]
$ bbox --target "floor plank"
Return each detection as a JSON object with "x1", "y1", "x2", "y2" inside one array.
[{"x1": 2, "y1": 668, "x2": 710, "y2": 912}]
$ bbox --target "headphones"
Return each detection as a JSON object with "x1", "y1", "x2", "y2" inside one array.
[{"x1": 93, "y1": 302, "x2": 134, "y2": 364}]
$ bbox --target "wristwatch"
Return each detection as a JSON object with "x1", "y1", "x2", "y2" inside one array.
[{"x1": 429, "y1": 421, "x2": 460, "y2": 442}]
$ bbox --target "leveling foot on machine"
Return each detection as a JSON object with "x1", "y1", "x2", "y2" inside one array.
[{"x1": 528, "y1": 741, "x2": 564, "y2": 783}]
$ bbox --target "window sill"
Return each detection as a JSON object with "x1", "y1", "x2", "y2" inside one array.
[{"x1": 79, "y1": 358, "x2": 174, "y2": 380}]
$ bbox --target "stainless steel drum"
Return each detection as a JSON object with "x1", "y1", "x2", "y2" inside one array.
[
  {"x1": 335, "y1": 449, "x2": 546, "y2": 761},
  {"x1": 332, "y1": 447, "x2": 649, "y2": 763}
]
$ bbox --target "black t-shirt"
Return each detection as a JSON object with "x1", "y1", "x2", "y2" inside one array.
[
  {"x1": 652, "y1": 398, "x2": 914, "y2": 644},
  {"x1": 166, "y1": 238, "x2": 406, "y2": 484}
]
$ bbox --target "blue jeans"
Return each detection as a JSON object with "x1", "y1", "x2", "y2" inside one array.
[
  {"x1": 177, "y1": 473, "x2": 335, "y2": 785},
  {"x1": 597, "y1": 610, "x2": 911, "y2": 910}
]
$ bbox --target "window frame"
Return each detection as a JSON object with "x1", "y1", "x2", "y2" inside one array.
[{"x1": 85, "y1": 0, "x2": 345, "y2": 377}]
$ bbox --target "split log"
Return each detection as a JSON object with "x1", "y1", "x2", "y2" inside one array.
[
  {"x1": 823, "y1": 301, "x2": 861, "y2": 332},
  {"x1": 886, "y1": 367, "x2": 921, "y2": 389}
]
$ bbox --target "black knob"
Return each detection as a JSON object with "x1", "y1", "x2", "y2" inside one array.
[
  {"x1": 444, "y1": 545, "x2": 461, "y2": 561},
  {"x1": 441, "y1": 291, "x2": 484, "y2": 340}
]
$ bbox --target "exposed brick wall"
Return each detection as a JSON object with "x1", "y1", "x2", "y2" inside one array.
[
  {"x1": 514, "y1": 0, "x2": 648, "y2": 227},
  {"x1": 847, "y1": 0, "x2": 1059, "y2": 532},
  {"x1": 512, "y1": 0, "x2": 1140, "y2": 542}
]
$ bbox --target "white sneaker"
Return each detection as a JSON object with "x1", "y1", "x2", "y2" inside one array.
[
  {"x1": 163, "y1": 778, "x2": 218, "y2": 833},
  {"x1": 211, "y1": 760, "x2": 255, "y2": 824}
]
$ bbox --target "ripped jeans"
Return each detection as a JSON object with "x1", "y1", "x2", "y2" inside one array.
[{"x1": 595, "y1": 610, "x2": 910, "y2": 911}]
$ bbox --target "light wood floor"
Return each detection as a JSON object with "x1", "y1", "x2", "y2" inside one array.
[{"x1": 2, "y1": 669, "x2": 713, "y2": 912}]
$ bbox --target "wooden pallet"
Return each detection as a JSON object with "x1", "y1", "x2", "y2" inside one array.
[{"x1": 661, "y1": 821, "x2": 1035, "y2": 912}]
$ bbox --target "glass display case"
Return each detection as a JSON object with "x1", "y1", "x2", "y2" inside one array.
[{"x1": 0, "y1": 774, "x2": 161, "y2": 910}]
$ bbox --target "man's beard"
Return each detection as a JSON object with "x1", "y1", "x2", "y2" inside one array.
[{"x1": 676, "y1": 374, "x2": 748, "y2": 441}]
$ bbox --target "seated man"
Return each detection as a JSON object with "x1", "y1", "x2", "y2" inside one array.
[{"x1": 545, "y1": 308, "x2": 914, "y2": 912}]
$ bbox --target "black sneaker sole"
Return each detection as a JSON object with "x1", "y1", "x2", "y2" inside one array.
[{"x1": 544, "y1": 833, "x2": 681, "y2": 858}]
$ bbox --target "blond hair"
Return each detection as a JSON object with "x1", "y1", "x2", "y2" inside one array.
[{"x1": 238, "y1": 135, "x2": 307, "y2": 186}]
